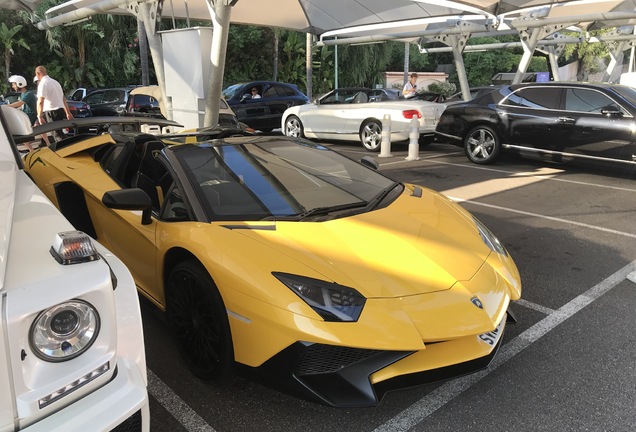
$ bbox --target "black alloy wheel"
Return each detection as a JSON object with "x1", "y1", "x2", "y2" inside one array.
[{"x1": 166, "y1": 260, "x2": 233, "y2": 380}]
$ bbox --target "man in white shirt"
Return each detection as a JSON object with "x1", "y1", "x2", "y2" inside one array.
[
  {"x1": 34, "y1": 65, "x2": 73, "y2": 124},
  {"x1": 403, "y1": 73, "x2": 418, "y2": 99}
]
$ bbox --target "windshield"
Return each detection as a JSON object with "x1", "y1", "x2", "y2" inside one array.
[
  {"x1": 612, "y1": 85, "x2": 636, "y2": 108},
  {"x1": 222, "y1": 84, "x2": 245, "y2": 100},
  {"x1": 173, "y1": 138, "x2": 397, "y2": 221}
]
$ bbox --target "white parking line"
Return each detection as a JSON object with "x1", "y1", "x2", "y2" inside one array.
[
  {"x1": 384, "y1": 157, "x2": 636, "y2": 193},
  {"x1": 147, "y1": 369, "x2": 216, "y2": 432},
  {"x1": 451, "y1": 198, "x2": 636, "y2": 240},
  {"x1": 372, "y1": 259, "x2": 636, "y2": 432},
  {"x1": 515, "y1": 298, "x2": 555, "y2": 315}
]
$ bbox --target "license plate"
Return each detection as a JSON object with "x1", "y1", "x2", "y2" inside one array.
[{"x1": 477, "y1": 318, "x2": 505, "y2": 347}]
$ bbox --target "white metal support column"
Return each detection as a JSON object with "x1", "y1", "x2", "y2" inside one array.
[
  {"x1": 515, "y1": 27, "x2": 548, "y2": 84},
  {"x1": 126, "y1": 1, "x2": 173, "y2": 119},
  {"x1": 603, "y1": 40, "x2": 629, "y2": 83},
  {"x1": 422, "y1": 22, "x2": 474, "y2": 101},
  {"x1": 204, "y1": 0, "x2": 233, "y2": 127},
  {"x1": 599, "y1": 27, "x2": 636, "y2": 83},
  {"x1": 538, "y1": 33, "x2": 570, "y2": 82}
]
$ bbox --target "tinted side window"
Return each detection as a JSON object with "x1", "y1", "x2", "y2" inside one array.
[
  {"x1": 502, "y1": 88, "x2": 561, "y2": 110},
  {"x1": 85, "y1": 92, "x2": 104, "y2": 104},
  {"x1": 131, "y1": 94, "x2": 158, "y2": 108},
  {"x1": 564, "y1": 88, "x2": 614, "y2": 113},
  {"x1": 104, "y1": 90, "x2": 125, "y2": 103},
  {"x1": 70, "y1": 89, "x2": 84, "y2": 101},
  {"x1": 262, "y1": 85, "x2": 277, "y2": 98},
  {"x1": 274, "y1": 85, "x2": 296, "y2": 97}
]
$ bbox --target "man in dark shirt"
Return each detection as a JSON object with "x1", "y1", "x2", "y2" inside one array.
[{"x1": 8, "y1": 75, "x2": 37, "y2": 124}]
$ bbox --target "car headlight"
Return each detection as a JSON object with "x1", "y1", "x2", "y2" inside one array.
[
  {"x1": 273, "y1": 273, "x2": 366, "y2": 322},
  {"x1": 30, "y1": 300, "x2": 100, "y2": 362},
  {"x1": 474, "y1": 217, "x2": 508, "y2": 256}
]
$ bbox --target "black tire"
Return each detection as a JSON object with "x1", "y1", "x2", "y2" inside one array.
[
  {"x1": 463, "y1": 125, "x2": 501, "y2": 164},
  {"x1": 418, "y1": 135, "x2": 434, "y2": 146},
  {"x1": 360, "y1": 120, "x2": 382, "y2": 152},
  {"x1": 166, "y1": 260, "x2": 233, "y2": 380},
  {"x1": 284, "y1": 115, "x2": 304, "y2": 138}
]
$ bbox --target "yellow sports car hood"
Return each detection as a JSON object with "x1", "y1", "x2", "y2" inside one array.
[{"x1": 231, "y1": 186, "x2": 504, "y2": 299}]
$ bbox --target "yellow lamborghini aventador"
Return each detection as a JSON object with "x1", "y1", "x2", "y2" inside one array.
[{"x1": 21, "y1": 120, "x2": 521, "y2": 407}]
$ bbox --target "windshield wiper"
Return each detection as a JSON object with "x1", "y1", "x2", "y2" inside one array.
[
  {"x1": 366, "y1": 183, "x2": 400, "y2": 210},
  {"x1": 297, "y1": 201, "x2": 368, "y2": 220}
]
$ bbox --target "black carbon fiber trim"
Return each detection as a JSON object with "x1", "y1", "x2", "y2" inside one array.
[
  {"x1": 295, "y1": 344, "x2": 385, "y2": 375},
  {"x1": 111, "y1": 409, "x2": 142, "y2": 432}
]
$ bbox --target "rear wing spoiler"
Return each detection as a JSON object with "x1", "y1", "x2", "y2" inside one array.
[{"x1": 11, "y1": 116, "x2": 183, "y2": 144}]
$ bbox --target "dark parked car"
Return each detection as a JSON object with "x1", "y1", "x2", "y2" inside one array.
[
  {"x1": 83, "y1": 88, "x2": 131, "y2": 116},
  {"x1": 222, "y1": 81, "x2": 309, "y2": 132},
  {"x1": 405, "y1": 91, "x2": 447, "y2": 103},
  {"x1": 445, "y1": 85, "x2": 502, "y2": 103},
  {"x1": 67, "y1": 100, "x2": 92, "y2": 118},
  {"x1": 123, "y1": 85, "x2": 248, "y2": 131},
  {"x1": 0, "y1": 92, "x2": 21, "y2": 105},
  {"x1": 435, "y1": 82, "x2": 636, "y2": 167},
  {"x1": 67, "y1": 87, "x2": 99, "y2": 101}
]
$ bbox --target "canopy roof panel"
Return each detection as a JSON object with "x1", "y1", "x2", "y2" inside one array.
[
  {"x1": 14, "y1": 0, "x2": 634, "y2": 42},
  {"x1": 0, "y1": 0, "x2": 41, "y2": 12}
]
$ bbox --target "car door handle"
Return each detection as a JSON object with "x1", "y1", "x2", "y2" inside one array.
[{"x1": 557, "y1": 117, "x2": 576, "y2": 124}]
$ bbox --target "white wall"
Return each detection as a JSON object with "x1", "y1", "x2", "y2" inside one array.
[{"x1": 161, "y1": 27, "x2": 213, "y2": 129}]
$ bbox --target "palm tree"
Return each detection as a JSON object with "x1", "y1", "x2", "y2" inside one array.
[{"x1": 0, "y1": 23, "x2": 30, "y2": 83}]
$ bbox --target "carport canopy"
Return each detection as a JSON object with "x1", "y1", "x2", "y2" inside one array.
[{"x1": 4, "y1": 0, "x2": 636, "y2": 126}]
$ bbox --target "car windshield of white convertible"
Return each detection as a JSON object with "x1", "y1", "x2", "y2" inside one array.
[{"x1": 174, "y1": 139, "x2": 398, "y2": 221}]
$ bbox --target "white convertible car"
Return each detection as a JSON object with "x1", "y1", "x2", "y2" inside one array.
[{"x1": 282, "y1": 87, "x2": 446, "y2": 151}]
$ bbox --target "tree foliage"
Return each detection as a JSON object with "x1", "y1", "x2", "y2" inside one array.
[
  {"x1": 561, "y1": 29, "x2": 611, "y2": 80},
  {"x1": 0, "y1": 21, "x2": 30, "y2": 91}
]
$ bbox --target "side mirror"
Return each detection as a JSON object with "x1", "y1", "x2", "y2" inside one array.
[
  {"x1": 360, "y1": 156, "x2": 379, "y2": 170},
  {"x1": 102, "y1": 188, "x2": 153, "y2": 225},
  {"x1": 240, "y1": 94, "x2": 251, "y2": 102},
  {"x1": 601, "y1": 105, "x2": 622, "y2": 117}
]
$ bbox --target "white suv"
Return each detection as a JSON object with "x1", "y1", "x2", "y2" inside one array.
[{"x1": 0, "y1": 105, "x2": 149, "y2": 431}]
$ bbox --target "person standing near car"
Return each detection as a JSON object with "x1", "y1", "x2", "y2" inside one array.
[
  {"x1": 403, "y1": 72, "x2": 418, "y2": 98},
  {"x1": 7, "y1": 75, "x2": 39, "y2": 151},
  {"x1": 7, "y1": 75, "x2": 38, "y2": 125},
  {"x1": 34, "y1": 65, "x2": 73, "y2": 124},
  {"x1": 9, "y1": 75, "x2": 38, "y2": 125}
]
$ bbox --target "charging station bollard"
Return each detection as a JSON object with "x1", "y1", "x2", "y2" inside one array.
[
  {"x1": 379, "y1": 114, "x2": 393, "y2": 157},
  {"x1": 405, "y1": 117, "x2": 420, "y2": 161}
]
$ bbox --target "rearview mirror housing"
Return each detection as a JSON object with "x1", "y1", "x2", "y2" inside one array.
[{"x1": 102, "y1": 188, "x2": 153, "y2": 225}]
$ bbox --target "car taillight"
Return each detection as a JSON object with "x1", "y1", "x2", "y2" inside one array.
[{"x1": 402, "y1": 110, "x2": 421, "y2": 119}]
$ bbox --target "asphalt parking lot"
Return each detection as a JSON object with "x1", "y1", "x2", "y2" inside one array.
[{"x1": 142, "y1": 138, "x2": 636, "y2": 432}]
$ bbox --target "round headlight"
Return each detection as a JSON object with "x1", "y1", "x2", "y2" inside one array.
[{"x1": 30, "y1": 300, "x2": 100, "y2": 362}]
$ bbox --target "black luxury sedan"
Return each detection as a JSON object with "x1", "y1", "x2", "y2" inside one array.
[
  {"x1": 82, "y1": 88, "x2": 132, "y2": 116},
  {"x1": 435, "y1": 82, "x2": 636, "y2": 168},
  {"x1": 222, "y1": 81, "x2": 309, "y2": 132}
]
